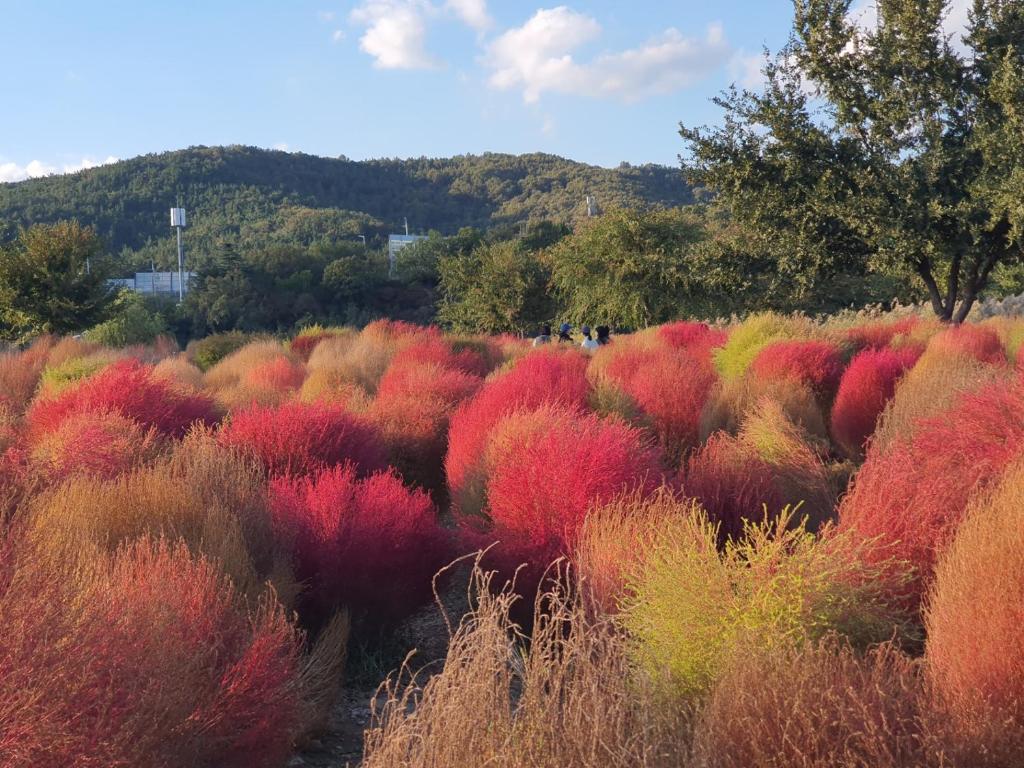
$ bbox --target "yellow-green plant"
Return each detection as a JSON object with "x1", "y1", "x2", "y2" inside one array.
[{"x1": 712, "y1": 312, "x2": 810, "y2": 380}]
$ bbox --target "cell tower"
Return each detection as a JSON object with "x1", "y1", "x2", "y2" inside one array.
[
  {"x1": 586, "y1": 195, "x2": 597, "y2": 217},
  {"x1": 170, "y1": 206, "x2": 187, "y2": 302}
]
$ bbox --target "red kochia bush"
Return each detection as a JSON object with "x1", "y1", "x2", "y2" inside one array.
[
  {"x1": 749, "y1": 339, "x2": 846, "y2": 401},
  {"x1": 245, "y1": 357, "x2": 306, "y2": 393},
  {"x1": 269, "y1": 465, "x2": 449, "y2": 628},
  {"x1": 838, "y1": 377, "x2": 1024, "y2": 610},
  {"x1": 220, "y1": 401, "x2": 386, "y2": 478},
  {"x1": 830, "y1": 346, "x2": 922, "y2": 459},
  {"x1": 446, "y1": 349, "x2": 591, "y2": 512},
  {"x1": 29, "y1": 411, "x2": 164, "y2": 480},
  {"x1": 844, "y1": 317, "x2": 919, "y2": 350},
  {"x1": 465, "y1": 407, "x2": 664, "y2": 597},
  {"x1": 927, "y1": 324, "x2": 1006, "y2": 365},
  {"x1": 26, "y1": 359, "x2": 220, "y2": 440},
  {"x1": 0, "y1": 537, "x2": 303, "y2": 768},
  {"x1": 601, "y1": 347, "x2": 718, "y2": 462},
  {"x1": 657, "y1": 321, "x2": 728, "y2": 357}
]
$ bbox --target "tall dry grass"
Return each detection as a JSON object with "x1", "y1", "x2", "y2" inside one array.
[{"x1": 361, "y1": 562, "x2": 694, "y2": 768}]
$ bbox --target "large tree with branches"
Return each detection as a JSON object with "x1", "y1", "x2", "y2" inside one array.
[{"x1": 683, "y1": 0, "x2": 1024, "y2": 322}]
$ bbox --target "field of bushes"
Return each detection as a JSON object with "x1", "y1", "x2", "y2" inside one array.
[{"x1": 2, "y1": 313, "x2": 1024, "y2": 767}]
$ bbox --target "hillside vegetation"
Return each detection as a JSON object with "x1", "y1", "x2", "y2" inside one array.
[{"x1": 0, "y1": 146, "x2": 691, "y2": 271}]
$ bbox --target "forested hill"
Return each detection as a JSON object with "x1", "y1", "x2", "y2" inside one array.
[{"x1": 0, "y1": 145, "x2": 691, "y2": 269}]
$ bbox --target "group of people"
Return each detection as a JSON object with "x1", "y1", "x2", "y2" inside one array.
[{"x1": 532, "y1": 322, "x2": 611, "y2": 351}]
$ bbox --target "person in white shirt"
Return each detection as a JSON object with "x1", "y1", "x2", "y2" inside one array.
[
  {"x1": 580, "y1": 325, "x2": 599, "y2": 352},
  {"x1": 532, "y1": 323, "x2": 552, "y2": 347}
]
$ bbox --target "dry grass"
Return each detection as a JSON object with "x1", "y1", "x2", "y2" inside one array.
[
  {"x1": 152, "y1": 354, "x2": 206, "y2": 392},
  {"x1": 361, "y1": 561, "x2": 695, "y2": 768},
  {"x1": 700, "y1": 375, "x2": 828, "y2": 446}
]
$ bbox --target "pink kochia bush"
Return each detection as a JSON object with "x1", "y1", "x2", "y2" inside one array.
[
  {"x1": 600, "y1": 346, "x2": 718, "y2": 463},
  {"x1": 656, "y1": 321, "x2": 728, "y2": 358},
  {"x1": 0, "y1": 536, "x2": 303, "y2": 768},
  {"x1": 220, "y1": 401, "x2": 386, "y2": 478},
  {"x1": 749, "y1": 339, "x2": 847, "y2": 401},
  {"x1": 927, "y1": 324, "x2": 1006, "y2": 365},
  {"x1": 838, "y1": 377, "x2": 1024, "y2": 610},
  {"x1": 844, "y1": 317, "x2": 918, "y2": 350},
  {"x1": 446, "y1": 349, "x2": 591, "y2": 514},
  {"x1": 29, "y1": 411, "x2": 164, "y2": 480},
  {"x1": 461, "y1": 406, "x2": 665, "y2": 598},
  {"x1": 26, "y1": 359, "x2": 220, "y2": 440},
  {"x1": 830, "y1": 346, "x2": 922, "y2": 459},
  {"x1": 269, "y1": 465, "x2": 450, "y2": 628}
]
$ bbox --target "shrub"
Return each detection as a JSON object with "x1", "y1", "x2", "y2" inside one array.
[
  {"x1": 838, "y1": 377, "x2": 1024, "y2": 610},
  {"x1": 925, "y1": 459, "x2": 1024, "y2": 725},
  {"x1": 152, "y1": 354, "x2": 206, "y2": 392},
  {"x1": 699, "y1": 375, "x2": 829, "y2": 445},
  {"x1": 187, "y1": 331, "x2": 251, "y2": 371},
  {"x1": 37, "y1": 349, "x2": 123, "y2": 396},
  {"x1": 657, "y1": 320, "x2": 728, "y2": 356},
  {"x1": 27, "y1": 428, "x2": 291, "y2": 605},
  {"x1": 0, "y1": 343, "x2": 51, "y2": 411},
  {"x1": 831, "y1": 346, "x2": 921, "y2": 459},
  {"x1": 684, "y1": 399, "x2": 836, "y2": 539},
  {"x1": 203, "y1": 340, "x2": 293, "y2": 391},
  {"x1": 289, "y1": 325, "x2": 350, "y2": 361},
  {"x1": 0, "y1": 535, "x2": 304, "y2": 768},
  {"x1": 268, "y1": 465, "x2": 449, "y2": 628},
  {"x1": 361, "y1": 567, "x2": 694, "y2": 768},
  {"x1": 593, "y1": 346, "x2": 718, "y2": 463},
  {"x1": 26, "y1": 359, "x2": 221, "y2": 440},
  {"x1": 219, "y1": 400, "x2": 386, "y2": 479},
  {"x1": 83, "y1": 292, "x2": 167, "y2": 347},
  {"x1": 843, "y1": 316, "x2": 919, "y2": 350},
  {"x1": 622, "y1": 508, "x2": 912, "y2": 699},
  {"x1": 748, "y1": 339, "x2": 846, "y2": 401},
  {"x1": 926, "y1": 324, "x2": 1007, "y2": 365},
  {"x1": 29, "y1": 411, "x2": 164, "y2": 480},
  {"x1": 692, "y1": 638, "x2": 935, "y2": 768},
  {"x1": 712, "y1": 312, "x2": 811, "y2": 379},
  {"x1": 462, "y1": 406, "x2": 665, "y2": 600},
  {"x1": 446, "y1": 349, "x2": 591, "y2": 513}
]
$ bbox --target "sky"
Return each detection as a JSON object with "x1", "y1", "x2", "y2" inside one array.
[{"x1": 0, "y1": 0, "x2": 972, "y2": 180}]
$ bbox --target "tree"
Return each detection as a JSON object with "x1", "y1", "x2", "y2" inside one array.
[
  {"x1": 682, "y1": 0, "x2": 1024, "y2": 322},
  {"x1": 0, "y1": 220, "x2": 114, "y2": 340},
  {"x1": 548, "y1": 208, "x2": 714, "y2": 329},
  {"x1": 437, "y1": 240, "x2": 554, "y2": 335}
]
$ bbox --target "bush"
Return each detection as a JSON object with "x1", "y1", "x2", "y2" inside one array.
[
  {"x1": 748, "y1": 339, "x2": 846, "y2": 402},
  {"x1": 219, "y1": 400, "x2": 386, "y2": 479},
  {"x1": 699, "y1": 375, "x2": 829, "y2": 445},
  {"x1": 152, "y1": 354, "x2": 206, "y2": 392},
  {"x1": 268, "y1": 465, "x2": 449, "y2": 628},
  {"x1": 593, "y1": 346, "x2": 718, "y2": 464},
  {"x1": 27, "y1": 428, "x2": 292, "y2": 605},
  {"x1": 925, "y1": 459, "x2": 1024, "y2": 727},
  {"x1": 622, "y1": 508, "x2": 912, "y2": 699},
  {"x1": 446, "y1": 349, "x2": 591, "y2": 514},
  {"x1": 26, "y1": 359, "x2": 221, "y2": 440},
  {"x1": 0, "y1": 342, "x2": 52, "y2": 411},
  {"x1": 37, "y1": 349, "x2": 123, "y2": 396},
  {"x1": 831, "y1": 346, "x2": 921, "y2": 459},
  {"x1": 657, "y1": 320, "x2": 728, "y2": 356},
  {"x1": 926, "y1": 324, "x2": 1007, "y2": 365},
  {"x1": 83, "y1": 292, "x2": 167, "y2": 347},
  {"x1": 187, "y1": 331, "x2": 251, "y2": 371},
  {"x1": 692, "y1": 638, "x2": 935, "y2": 768},
  {"x1": 289, "y1": 325, "x2": 349, "y2": 361},
  {"x1": 712, "y1": 312, "x2": 811, "y2": 379},
  {"x1": 28, "y1": 411, "x2": 164, "y2": 480},
  {"x1": 461, "y1": 406, "x2": 665, "y2": 600},
  {"x1": 843, "y1": 316, "x2": 919, "y2": 350},
  {"x1": 684, "y1": 399, "x2": 836, "y2": 539},
  {"x1": 0, "y1": 535, "x2": 304, "y2": 768},
  {"x1": 838, "y1": 377, "x2": 1024, "y2": 611}
]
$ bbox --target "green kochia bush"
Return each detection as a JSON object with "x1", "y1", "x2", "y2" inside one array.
[
  {"x1": 712, "y1": 312, "x2": 811, "y2": 380},
  {"x1": 188, "y1": 331, "x2": 252, "y2": 371},
  {"x1": 622, "y1": 508, "x2": 913, "y2": 700}
]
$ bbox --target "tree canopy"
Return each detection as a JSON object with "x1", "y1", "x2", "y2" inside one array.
[{"x1": 682, "y1": 0, "x2": 1024, "y2": 322}]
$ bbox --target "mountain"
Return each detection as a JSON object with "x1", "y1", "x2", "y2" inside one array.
[{"x1": 0, "y1": 146, "x2": 692, "y2": 271}]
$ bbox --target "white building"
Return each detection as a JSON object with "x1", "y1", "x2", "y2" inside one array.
[
  {"x1": 387, "y1": 234, "x2": 427, "y2": 276},
  {"x1": 107, "y1": 271, "x2": 196, "y2": 295}
]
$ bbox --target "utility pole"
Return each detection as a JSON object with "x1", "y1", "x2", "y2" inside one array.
[{"x1": 170, "y1": 205, "x2": 187, "y2": 302}]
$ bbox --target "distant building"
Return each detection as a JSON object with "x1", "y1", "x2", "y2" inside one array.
[
  {"x1": 107, "y1": 271, "x2": 196, "y2": 295},
  {"x1": 387, "y1": 234, "x2": 427, "y2": 276}
]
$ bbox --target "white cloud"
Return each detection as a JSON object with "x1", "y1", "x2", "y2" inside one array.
[
  {"x1": 0, "y1": 155, "x2": 118, "y2": 183},
  {"x1": 272, "y1": 142, "x2": 290, "y2": 151},
  {"x1": 318, "y1": 10, "x2": 337, "y2": 22},
  {"x1": 332, "y1": 28, "x2": 345, "y2": 42},
  {"x1": 445, "y1": 0, "x2": 491, "y2": 32},
  {"x1": 730, "y1": 50, "x2": 766, "y2": 90},
  {"x1": 349, "y1": 0, "x2": 440, "y2": 70},
  {"x1": 486, "y1": 7, "x2": 730, "y2": 103}
]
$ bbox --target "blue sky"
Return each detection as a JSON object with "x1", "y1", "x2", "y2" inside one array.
[{"x1": 1, "y1": 0, "x2": 802, "y2": 179}]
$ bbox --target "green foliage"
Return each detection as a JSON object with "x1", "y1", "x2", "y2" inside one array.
[
  {"x1": 40, "y1": 353, "x2": 118, "y2": 395},
  {"x1": 682, "y1": 0, "x2": 1024, "y2": 322},
  {"x1": 712, "y1": 312, "x2": 808, "y2": 379},
  {"x1": 187, "y1": 331, "x2": 251, "y2": 371},
  {"x1": 622, "y1": 507, "x2": 913, "y2": 700},
  {"x1": 0, "y1": 221, "x2": 114, "y2": 340},
  {"x1": 436, "y1": 240, "x2": 555, "y2": 335},
  {"x1": 84, "y1": 292, "x2": 168, "y2": 347},
  {"x1": 548, "y1": 208, "x2": 712, "y2": 328}
]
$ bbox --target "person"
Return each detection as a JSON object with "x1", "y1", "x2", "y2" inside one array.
[
  {"x1": 580, "y1": 325, "x2": 599, "y2": 352},
  {"x1": 532, "y1": 323, "x2": 552, "y2": 347},
  {"x1": 596, "y1": 325, "x2": 611, "y2": 345},
  {"x1": 557, "y1": 322, "x2": 573, "y2": 343}
]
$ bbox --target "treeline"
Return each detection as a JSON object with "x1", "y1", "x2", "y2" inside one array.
[{"x1": 0, "y1": 146, "x2": 692, "y2": 275}]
